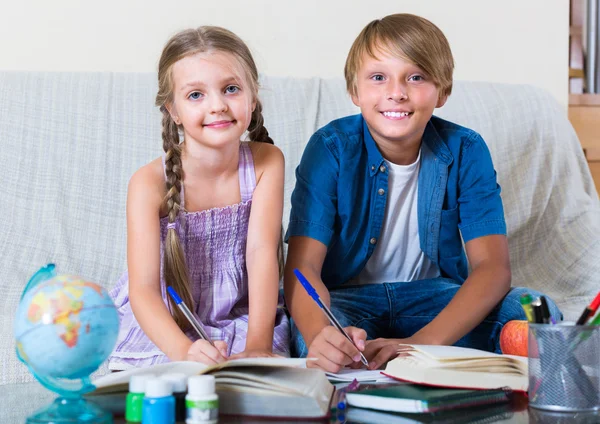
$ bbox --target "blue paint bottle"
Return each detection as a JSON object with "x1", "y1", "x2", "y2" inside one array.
[{"x1": 141, "y1": 378, "x2": 175, "y2": 424}]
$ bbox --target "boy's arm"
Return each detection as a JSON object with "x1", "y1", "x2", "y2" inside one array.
[
  {"x1": 420, "y1": 131, "x2": 511, "y2": 344},
  {"x1": 284, "y1": 236, "x2": 330, "y2": 344},
  {"x1": 284, "y1": 236, "x2": 366, "y2": 372},
  {"x1": 416, "y1": 234, "x2": 511, "y2": 343},
  {"x1": 243, "y1": 143, "x2": 285, "y2": 354},
  {"x1": 284, "y1": 130, "x2": 366, "y2": 372},
  {"x1": 364, "y1": 235, "x2": 510, "y2": 369}
]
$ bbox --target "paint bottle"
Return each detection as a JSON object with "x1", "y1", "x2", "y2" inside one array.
[
  {"x1": 160, "y1": 372, "x2": 187, "y2": 422},
  {"x1": 186, "y1": 375, "x2": 218, "y2": 424},
  {"x1": 142, "y1": 378, "x2": 175, "y2": 424},
  {"x1": 126, "y1": 374, "x2": 154, "y2": 423}
]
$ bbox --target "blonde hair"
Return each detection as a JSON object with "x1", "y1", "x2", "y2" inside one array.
[
  {"x1": 344, "y1": 14, "x2": 454, "y2": 100},
  {"x1": 155, "y1": 26, "x2": 276, "y2": 330}
]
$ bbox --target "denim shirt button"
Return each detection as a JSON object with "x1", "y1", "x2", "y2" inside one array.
[
  {"x1": 371, "y1": 165, "x2": 375, "y2": 171},
  {"x1": 369, "y1": 237, "x2": 377, "y2": 245},
  {"x1": 379, "y1": 165, "x2": 386, "y2": 173},
  {"x1": 378, "y1": 188, "x2": 385, "y2": 195}
]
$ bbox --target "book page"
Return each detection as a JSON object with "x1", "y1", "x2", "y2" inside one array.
[
  {"x1": 399, "y1": 344, "x2": 503, "y2": 360},
  {"x1": 399, "y1": 345, "x2": 526, "y2": 366},
  {"x1": 385, "y1": 345, "x2": 528, "y2": 391},
  {"x1": 326, "y1": 369, "x2": 395, "y2": 382},
  {"x1": 92, "y1": 357, "x2": 308, "y2": 393},
  {"x1": 211, "y1": 367, "x2": 332, "y2": 401},
  {"x1": 384, "y1": 362, "x2": 528, "y2": 391},
  {"x1": 93, "y1": 361, "x2": 208, "y2": 391}
]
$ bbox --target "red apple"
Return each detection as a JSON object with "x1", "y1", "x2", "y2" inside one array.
[{"x1": 499, "y1": 320, "x2": 529, "y2": 356}]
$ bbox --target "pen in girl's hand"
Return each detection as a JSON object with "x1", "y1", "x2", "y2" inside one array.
[{"x1": 167, "y1": 286, "x2": 215, "y2": 346}]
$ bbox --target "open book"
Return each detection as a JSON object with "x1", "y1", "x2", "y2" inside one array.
[
  {"x1": 383, "y1": 345, "x2": 528, "y2": 392},
  {"x1": 91, "y1": 358, "x2": 334, "y2": 419}
]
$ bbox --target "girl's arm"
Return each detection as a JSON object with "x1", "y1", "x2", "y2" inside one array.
[
  {"x1": 126, "y1": 161, "x2": 210, "y2": 361},
  {"x1": 242, "y1": 143, "x2": 285, "y2": 353}
]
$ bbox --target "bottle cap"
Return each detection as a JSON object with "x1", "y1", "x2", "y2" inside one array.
[
  {"x1": 129, "y1": 374, "x2": 155, "y2": 393},
  {"x1": 160, "y1": 372, "x2": 187, "y2": 393},
  {"x1": 145, "y1": 378, "x2": 173, "y2": 398},
  {"x1": 188, "y1": 375, "x2": 215, "y2": 396}
]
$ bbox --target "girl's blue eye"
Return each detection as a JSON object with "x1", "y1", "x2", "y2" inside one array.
[
  {"x1": 371, "y1": 75, "x2": 385, "y2": 81},
  {"x1": 225, "y1": 85, "x2": 240, "y2": 94},
  {"x1": 188, "y1": 92, "x2": 202, "y2": 100},
  {"x1": 409, "y1": 75, "x2": 423, "y2": 82}
]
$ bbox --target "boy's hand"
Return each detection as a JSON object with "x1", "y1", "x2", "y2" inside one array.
[
  {"x1": 186, "y1": 340, "x2": 228, "y2": 365},
  {"x1": 306, "y1": 326, "x2": 367, "y2": 373},
  {"x1": 364, "y1": 336, "x2": 424, "y2": 370},
  {"x1": 229, "y1": 349, "x2": 283, "y2": 360}
]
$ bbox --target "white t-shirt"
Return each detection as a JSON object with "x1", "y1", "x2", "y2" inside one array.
[{"x1": 354, "y1": 150, "x2": 440, "y2": 285}]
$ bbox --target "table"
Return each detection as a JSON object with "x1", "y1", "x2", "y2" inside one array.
[{"x1": 1, "y1": 382, "x2": 598, "y2": 423}]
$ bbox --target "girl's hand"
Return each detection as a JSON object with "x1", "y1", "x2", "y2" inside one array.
[
  {"x1": 186, "y1": 340, "x2": 229, "y2": 365},
  {"x1": 228, "y1": 349, "x2": 283, "y2": 360}
]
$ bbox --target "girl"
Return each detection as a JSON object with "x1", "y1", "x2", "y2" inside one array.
[{"x1": 108, "y1": 26, "x2": 289, "y2": 370}]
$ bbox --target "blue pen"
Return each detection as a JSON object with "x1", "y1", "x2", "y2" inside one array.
[
  {"x1": 167, "y1": 286, "x2": 215, "y2": 347},
  {"x1": 293, "y1": 269, "x2": 369, "y2": 366}
]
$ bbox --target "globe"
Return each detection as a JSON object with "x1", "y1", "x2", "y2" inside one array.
[{"x1": 14, "y1": 264, "x2": 119, "y2": 423}]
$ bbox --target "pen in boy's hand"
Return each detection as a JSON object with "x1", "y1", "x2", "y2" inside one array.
[
  {"x1": 293, "y1": 269, "x2": 368, "y2": 366},
  {"x1": 167, "y1": 286, "x2": 215, "y2": 347}
]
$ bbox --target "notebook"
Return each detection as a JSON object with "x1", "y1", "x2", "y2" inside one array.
[
  {"x1": 345, "y1": 383, "x2": 512, "y2": 414},
  {"x1": 90, "y1": 358, "x2": 334, "y2": 419},
  {"x1": 382, "y1": 344, "x2": 528, "y2": 392},
  {"x1": 345, "y1": 399, "x2": 515, "y2": 424}
]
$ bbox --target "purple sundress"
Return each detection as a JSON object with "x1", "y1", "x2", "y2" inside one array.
[{"x1": 108, "y1": 143, "x2": 290, "y2": 370}]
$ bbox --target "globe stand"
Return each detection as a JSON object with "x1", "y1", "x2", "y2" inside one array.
[
  {"x1": 26, "y1": 396, "x2": 112, "y2": 424},
  {"x1": 13, "y1": 264, "x2": 120, "y2": 424}
]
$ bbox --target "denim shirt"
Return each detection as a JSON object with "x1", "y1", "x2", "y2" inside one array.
[{"x1": 285, "y1": 114, "x2": 506, "y2": 289}]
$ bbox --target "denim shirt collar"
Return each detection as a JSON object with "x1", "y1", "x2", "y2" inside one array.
[
  {"x1": 363, "y1": 116, "x2": 453, "y2": 176},
  {"x1": 363, "y1": 120, "x2": 386, "y2": 177}
]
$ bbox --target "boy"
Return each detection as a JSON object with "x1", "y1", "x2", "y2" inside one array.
[{"x1": 284, "y1": 14, "x2": 561, "y2": 372}]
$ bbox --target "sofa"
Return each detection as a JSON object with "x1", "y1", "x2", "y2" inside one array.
[{"x1": 1, "y1": 71, "x2": 598, "y2": 385}]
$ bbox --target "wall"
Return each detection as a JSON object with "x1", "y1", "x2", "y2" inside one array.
[{"x1": 0, "y1": 0, "x2": 569, "y2": 107}]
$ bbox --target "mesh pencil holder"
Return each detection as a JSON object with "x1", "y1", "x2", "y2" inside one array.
[{"x1": 528, "y1": 323, "x2": 600, "y2": 412}]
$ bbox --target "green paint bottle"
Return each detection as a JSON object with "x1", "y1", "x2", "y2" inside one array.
[{"x1": 125, "y1": 374, "x2": 154, "y2": 423}]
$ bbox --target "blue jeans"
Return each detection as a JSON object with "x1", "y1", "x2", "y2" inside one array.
[{"x1": 290, "y1": 278, "x2": 562, "y2": 357}]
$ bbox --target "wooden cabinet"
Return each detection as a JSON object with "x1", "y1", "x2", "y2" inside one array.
[{"x1": 569, "y1": 94, "x2": 600, "y2": 196}]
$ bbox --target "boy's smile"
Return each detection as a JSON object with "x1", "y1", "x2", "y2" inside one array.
[{"x1": 351, "y1": 50, "x2": 447, "y2": 164}]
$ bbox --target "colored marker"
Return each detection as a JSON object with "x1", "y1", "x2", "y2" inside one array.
[
  {"x1": 571, "y1": 312, "x2": 600, "y2": 348},
  {"x1": 167, "y1": 286, "x2": 214, "y2": 347},
  {"x1": 575, "y1": 291, "x2": 600, "y2": 325},
  {"x1": 519, "y1": 293, "x2": 535, "y2": 323},
  {"x1": 293, "y1": 269, "x2": 368, "y2": 366},
  {"x1": 531, "y1": 298, "x2": 543, "y2": 324},
  {"x1": 539, "y1": 296, "x2": 553, "y2": 324}
]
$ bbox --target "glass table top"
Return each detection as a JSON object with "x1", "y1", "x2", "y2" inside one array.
[{"x1": 1, "y1": 381, "x2": 598, "y2": 423}]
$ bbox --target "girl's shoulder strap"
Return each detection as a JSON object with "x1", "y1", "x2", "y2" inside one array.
[
  {"x1": 239, "y1": 142, "x2": 256, "y2": 202},
  {"x1": 161, "y1": 154, "x2": 185, "y2": 209}
]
